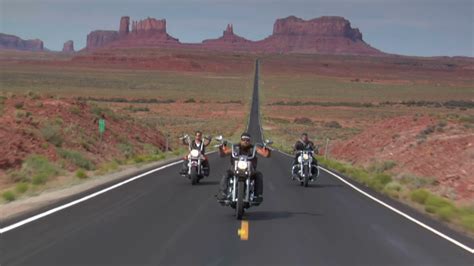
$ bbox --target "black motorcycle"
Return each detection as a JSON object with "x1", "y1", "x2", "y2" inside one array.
[{"x1": 215, "y1": 136, "x2": 272, "y2": 220}]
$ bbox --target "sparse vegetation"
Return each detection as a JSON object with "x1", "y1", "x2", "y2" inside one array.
[
  {"x1": 324, "y1": 121, "x2": 342, "y2": 128},
  {"x1": 41, "y1": 121, "x2": 63, "y2": 147},
  {"x1": 18, "y1": 155, "x2": 60, "y2": 185},
  {"x1": 58, "y1": 148, "x2": 95, "y2": 170},
  {"x1": 293, "y1": 117, "x2": 312, "y2": 125},
  {"x1": 2, "y1": 190, "x2": 16, "y2": 202},
  {"x1": 15, "y1": 182, "x2": 29, "y2": 194},
  {"x1": 75, "y1": 169, "x2": 88, "y2": 179}
]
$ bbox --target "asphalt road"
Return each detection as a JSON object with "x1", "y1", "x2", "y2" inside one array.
[{"x1": 1, "y1": 60, "x2": 473, "y2": 266}]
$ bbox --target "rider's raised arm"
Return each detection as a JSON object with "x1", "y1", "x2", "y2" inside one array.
[
  {"x1": 219, "y1": 144, "x2": 232, "y2": 157},
  {"x1": 203, "y1": 136, "x2": 212, "y2": 147},
  {"x1": 257, "y1": 146, "x2": 271, "y2": 158}
]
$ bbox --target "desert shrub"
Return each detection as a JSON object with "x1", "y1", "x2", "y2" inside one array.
[
  {"x1": 15, "y1": 182, "x2": 29, "y2": 194},
  {"x1": 118, "y1": 142, "x2": 135, "y2": 159},
  {"x1": 69, "y1": 105, "x2": 81, "y2": 115},
  {"x1": 424, "y1": 194, "x2": 454, "y2": 214},
  {"x1": 96, "y1": 161, "x2": 119, "y2": 175},
  {"x1": 401, "y1": 174, "x2": 434, "y2": 189},
  {"x1": 368, "y1": 173, "x2": 392, "y2": 191},
  {"x1": 324, "y1": 121, "x2": 342, "y2": 128},
  {"x1": 124, "y1": 105, "x2": 150, "y2": 112},
  {"x1": 383, "y1": 181, "x2": 402, "y2": 198},
  {"x1": 90, "y1": 104, "x2": 120, "y2": 121},
  {"x1": 2, "y1": 191, "x2": 16, "y2": 202},
  {"x1": 461, "y1": 215, "x2": 474, "y2": 232},
  {"x1": 14, "y1": 101, "x2": 24, "y2": 109},
  {"x1": 21, "y1": 155, "x2": 59, "y2": 184},
  {"x1": 26, "y1": 91, "x2": 40, "y2": 100},
  {"x1": 369, "y1": 161, "x2": 397, "y2": 173},
  {"x1": 411, "y1": 189, "x2": 430, "y2": 204},
  {"x1": 293, "y1": 117, "x2": 312, "y2": 125},
  {"x1": 184, "y1": 98, "x2": 196, "y2": 103},
  {"x1": 58, "y1": 148, "x2": 95, "y2": 170},
  {"x1": 41, "y1": 122, "x2": 63, "y2": 147},
  {"x1": 75, "y1": 169, "x2": 89, "y2": 179},
  {"x1": 436, "y1": 206, "x2": 457, "y2": 221},
  {"x1": 416, "y1": 125, "x2": 436, "y2": 140}
]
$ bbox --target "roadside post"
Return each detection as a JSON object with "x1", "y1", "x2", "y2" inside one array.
[{"x1": 324, "y1": 138, "x2": 330, "y2": 159}]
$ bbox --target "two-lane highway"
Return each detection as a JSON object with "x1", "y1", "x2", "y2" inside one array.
[{"x1": 1, "y1": 60, "x2": 473, "y2": 265}]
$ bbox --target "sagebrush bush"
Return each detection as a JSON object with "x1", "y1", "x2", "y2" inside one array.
[
  {"x1": 21, "y1": 155, "x2": 59, "y2": 184},
  {"x1": 41, "y1": 122, "x2": 63, "y2": 147},
  {"x1": 2, "y1": 191, "x2": 16, "y2": 202},
  {"x1": 15, "y1": 182, "x2": 29, "y2": 194},
  {"x1": 58, "y1": 148, "x2": 95, "y2": 170},
  {"x1": 75, "y1": 169, "x2": 88, "y2": 179},
  {"x1": 411, "y1": 189, "x2": 430, "y2": 204}
]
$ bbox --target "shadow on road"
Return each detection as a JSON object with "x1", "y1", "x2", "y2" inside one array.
[
  {"x1": 246, "y1": 211, "x2": 321, "y2": 221},
  {"x1": 198, "y1": 180, "x2": 220, "y2": 186},
  {"x1": 308, "y1": 183, "x2": 344, "y2": 189}
]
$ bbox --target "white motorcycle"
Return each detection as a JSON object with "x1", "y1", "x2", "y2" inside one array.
[
  {"x1": 292, "y1": 149, "x2": 319, "y2": 187},
  {"x1": 180, "y1": 135, "x2": 209, "y2": 185}
]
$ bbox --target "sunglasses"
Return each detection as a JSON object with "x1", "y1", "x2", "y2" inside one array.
[{"x1": 241, "y1": 137, "x2": 250, "y2": 142}]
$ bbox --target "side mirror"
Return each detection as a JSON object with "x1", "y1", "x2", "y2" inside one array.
[
  {"x1": 215, "y1": 135, "x2": 223, "y2": 141},
  {"x1": 265, "y1": 139, "x2": 273, "y2": 145}
]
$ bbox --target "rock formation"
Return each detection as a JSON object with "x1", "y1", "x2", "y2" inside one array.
[
  {"x1": 202, "y1": 24, "x2": 252, "y2": 50},
  {"x1": 131, "y1": 17, "x2": 167, "y2": 34},
  {"x1": 0, "y1": 33, "x2": 44, "y2": 51},
  {"x1": 62, "y1": 40, "x2": 74, "y2": 52},
  {"x1": 86, "y1": 30, "x2": 119, "y2": 50},
  {"x1": 83, "y1": 15, "x2": 383, "y2": 55},
  {"x1": 119, "y1": 16, "x2": 130, "y2": 35},
  {"x1": 255, "y1": 16, "x2": 380, "y2": 54}
]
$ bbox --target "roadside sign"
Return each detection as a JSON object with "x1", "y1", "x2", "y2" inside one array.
[{"x1": 99, "y1": 118, "x2": 106, "y2": 134}]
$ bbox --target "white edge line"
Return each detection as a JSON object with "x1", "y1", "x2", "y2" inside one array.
[
  {"x1": 0, "y1": 159, "x2": 188, "y2": 234},
  {"x1": 277, "y1": 150, "x2": 474, "y2": 254}
]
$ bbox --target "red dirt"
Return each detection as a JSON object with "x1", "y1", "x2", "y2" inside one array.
[
  {"x1": 0, "y1": 96, "x2": 166, "y2": 171},
  {"x1": 331, "y1": 116, "x2": 474, "y2": 202}
]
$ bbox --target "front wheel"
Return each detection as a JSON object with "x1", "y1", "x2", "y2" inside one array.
[
  {"x1": 303, "y1": 165, "x2": 309, "y2": 187},
  {"x1": 190, "y1": 167, "x2": 198, "y2": 185},
  {"x1": 236, "y1": 181, "x2": 245, "y2": 220}
]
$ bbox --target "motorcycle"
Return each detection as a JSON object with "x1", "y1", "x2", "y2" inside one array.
[
  {"x1": 215, "y1": 136, "x2": 272, "y2": 220},
  {"x1": 179, "y1": 134, "x2": 209, "y2": 185},
  {"x1": 292, "y1": 148, "x2": 319, "y2": 187}
]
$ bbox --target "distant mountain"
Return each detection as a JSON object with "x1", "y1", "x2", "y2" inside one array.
[{"x1": 0, "y1": 33, "x2": 44, "y2": 51}]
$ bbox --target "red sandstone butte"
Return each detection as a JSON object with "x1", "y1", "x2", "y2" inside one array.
[
  {"x1": 0, "y1": 33, "x2": 44, "y2": 51},
  {"x1": 84, "y1": 15, "x2": 383, "y2": 55},
  {"x1": 62, "y1": 40, "x2": 75, "y2": 53}
]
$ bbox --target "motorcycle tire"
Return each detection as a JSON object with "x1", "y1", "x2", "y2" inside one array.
[
  {"x1": 190, "y1": 167, "x2": 198, "y2": 185},
  {"x1": 236, "y1": 181, "x2": 245, "y2": 220}
]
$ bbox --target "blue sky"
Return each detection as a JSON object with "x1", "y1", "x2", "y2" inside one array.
[{"x1": 1, "y1": 0, "x2": 472, "y2": 56}]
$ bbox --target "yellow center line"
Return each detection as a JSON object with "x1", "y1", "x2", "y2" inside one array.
[{"x1": 238, "y1": 220, "x2": 249, "y2": 241}]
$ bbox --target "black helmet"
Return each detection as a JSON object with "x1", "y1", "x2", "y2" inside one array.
[{"x1": 240, "y1": 132, "x2": 251, "y2": 140}]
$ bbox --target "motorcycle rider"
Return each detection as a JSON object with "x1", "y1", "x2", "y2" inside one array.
[
  {"x1": 216, "y1": 132, "x2": 271, "y2": 204},
  {"x1": 180, "y1": 130, "x2": 211, "y2": 176},
  {"x1": 292, "y1": 133, "x2": 318, "y2": 178}
]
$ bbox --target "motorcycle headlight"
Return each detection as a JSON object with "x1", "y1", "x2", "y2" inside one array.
[
  {"x1": 237, "y1": 161, "x2": 248, "y2": 170},
  {"x1": 190, "y1": 149, "x2": 199, "y2": 157},
  {"x1": 297, "y1": 156, "x2": 303, "y2": 163},
  {"x1": 303, "y1": 154, "x2": 309, "y2": 160}
]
